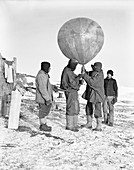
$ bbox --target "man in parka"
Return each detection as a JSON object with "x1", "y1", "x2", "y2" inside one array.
[
  {"x1": 35, "y1": 62, "x2": 53, "y2": 132},
  {"x1": 81, "y1": 62, "x2": 105, "y2": 131},
  {"x1": 60, "y1": 59, "x2": 82, "y2": 132}
]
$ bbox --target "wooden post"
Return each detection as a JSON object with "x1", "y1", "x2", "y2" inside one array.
[
  {"x1": 0, "y1": 53, "x2": 3, "y2": 116},
  {"x1": 2, "y1": 94, "x2": 11, "y2": 118},
  {"x1": 2, "y1": 93, "x2": 7, "y2": 117},
  {"x1": 0, "y1": 96, "x2": 2, "y2": 117},
  {"x1": 13, "y1": 57, "x2": 17, "y2": 88}
]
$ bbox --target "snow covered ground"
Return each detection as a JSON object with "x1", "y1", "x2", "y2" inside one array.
[{"x1": 0, "y1": 85, "x2": 134, "y2": 170}]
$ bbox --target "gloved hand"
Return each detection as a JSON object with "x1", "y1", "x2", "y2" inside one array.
[
  {"x1": 77, "y1": 74, "x2": 83, "y2": 79},
  {"x1": 52, "y1": 85, "x2": 59, "y2": 93},
  {"x1": 81, "y1": 65, "x2": 86, "y2": 74},
  {"x1": 46, "y1": 100, "x2": 51, "y2": 105},
  {"x1": 79, "y1": 79, "x2": 84, "y2": 85},
  {"x1": 111, "y1": 97, "x2": 117, "y2": 104}
]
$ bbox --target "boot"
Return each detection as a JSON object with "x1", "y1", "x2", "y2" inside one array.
[
  {"x1": 93, "y1": 118, "x2": 102, "y2": 131},
  {"x1": 81, "y1": 115, "x2": 92, "y2": 129},
  {"x1": 73, "y1": 115, "x2": 79, "y2": 130},
  {"x1": 109, "y1": 122, "x2": 113, "y2": 127},
  {"x1": 108, "y1": 112, "x2": 114, "y2": 127},
  {"x1": 66, "y1": 115, "x2": 79, "y2": 132},
  {"x1": 103, "y1": 113, "x2": 108, "y2": 124},
  {"x1": 39, "y1": 117, "x2": 51, "y2": 128},
  {"x1": 39, "y1": 117, "x2": 51, "y2": 131},
  {"x1": 39, "y1": 124, "x2": 52, "y2": 132}
]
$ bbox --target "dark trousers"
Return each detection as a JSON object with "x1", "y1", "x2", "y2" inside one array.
[
  {"x1": 38, "y1": 103, "x2": 52, "y2": 118},
  {"x1": 86, "y1": 101, "x2": 102, "y2": 118}
]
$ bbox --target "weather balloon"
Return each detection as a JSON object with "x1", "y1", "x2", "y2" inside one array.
[{"x1": 57, "y1": 17, "x2": 104, "y2": 65}]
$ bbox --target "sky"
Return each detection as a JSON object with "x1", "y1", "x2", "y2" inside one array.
[{"x1": 0, "y1": 0, "x2": 134, "y2": 87}]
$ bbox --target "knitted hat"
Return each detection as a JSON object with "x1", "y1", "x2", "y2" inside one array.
[
  {"x1": 41, "y1": 62, "x2": 51, "y2": 73},
  {"x1": 67, "y1": 59, "x2": 78, "y2": 71},
  {"x1": 107, "y1": 70, "x2": 113, "y2": 76},
  {"x1": 91, "y1": 62, "x2": 102, "y2": 72}
]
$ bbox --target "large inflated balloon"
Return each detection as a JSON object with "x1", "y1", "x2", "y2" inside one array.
[{"x1": 57, "y1": 17, "x2": 104, "y2": 65}]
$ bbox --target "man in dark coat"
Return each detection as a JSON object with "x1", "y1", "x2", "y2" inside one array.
[
  {"x1": 103, "y1": 70, "x2": 118, "y2": 126},
  {"x1": 60, "y1": 59, "x2": 82, "y2": 132},
  {"x1": 81, "y1": 62, "x2": 105, "y2": 131}
]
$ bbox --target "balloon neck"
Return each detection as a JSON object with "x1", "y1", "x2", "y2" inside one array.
[{"x1": 81, "y1": 65, "x2": 85, "y2": 74}]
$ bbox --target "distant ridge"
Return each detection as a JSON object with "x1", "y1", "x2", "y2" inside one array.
[{"x1": 16, "y1": 73, "x2": 35, "y2": 78}]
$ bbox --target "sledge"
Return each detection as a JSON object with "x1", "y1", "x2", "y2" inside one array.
[{"x1": 8, "y1": 89, "x2": 22, "y2": 129}]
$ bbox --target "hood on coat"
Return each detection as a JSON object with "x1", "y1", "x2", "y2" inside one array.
[{"x1": 91, "y1": 62, "x2": 102, "y2": 72}]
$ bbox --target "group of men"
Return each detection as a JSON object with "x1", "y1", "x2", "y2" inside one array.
[{"x1": 35, "y1": 59, "x2": 118, "y2": 132}]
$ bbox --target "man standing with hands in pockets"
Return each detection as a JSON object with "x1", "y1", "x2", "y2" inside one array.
[{"x1": 103, "y1": 70, "x2": 118, "y2": 126}]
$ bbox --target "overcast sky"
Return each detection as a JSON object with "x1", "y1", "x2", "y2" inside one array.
[{"x1": 0, "y1": 0, "x2": 134, "y2": 87}]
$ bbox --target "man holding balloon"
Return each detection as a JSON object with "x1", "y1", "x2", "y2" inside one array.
[
  {"x1": 81, "y1": 62, "x2": 105, "y2": 131},
  {"x1": 60, "y1": 59, "x2": 82, "y2": 132},
  {"x1": 58, "y1": 17, "x2": 105, "y2": 131}
]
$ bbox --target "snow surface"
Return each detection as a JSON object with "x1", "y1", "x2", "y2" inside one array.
[{"x1": 0, "y1": 85, "x2": 134, "y2": 170}]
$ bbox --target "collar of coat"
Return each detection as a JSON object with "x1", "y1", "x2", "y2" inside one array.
[{"x1": 40, "y1": 70, "x2": 50, "y2": 78}]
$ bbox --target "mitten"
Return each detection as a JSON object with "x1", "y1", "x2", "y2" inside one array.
[
  {"x1": 111, "y1": 97, "x2": 117, "y2": 104},
  {"x1": 46, "y1": 100, "x2": 51, "y2": 105}
]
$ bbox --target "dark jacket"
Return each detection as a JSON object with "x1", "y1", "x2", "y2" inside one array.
[
  {"x1": 104, "y1": 77, "x2": 118, "y2": 97},
  {"x1": 82, "y1": 71, "x2": 93, "y2": 100},
  {"x1": 60, "y1": 66, "x2": 80, "y2": 92},
  {"x1": 82, "y1": 70, "x2": 105, "y2": 103}
]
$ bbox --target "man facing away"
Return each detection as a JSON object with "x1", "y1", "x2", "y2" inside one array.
[
  {"x1": 103, "y1": 70, "x2": 118, "y2": 126},
  {"x1": 81, "y1": 62, "x2": 105, "y2": 131},
  {"x1": 35, "y1": 62, "x2": 53, "y2": 132},
  {"x1": 60, "y1": 59, "x2": 82, "y2": 132}
]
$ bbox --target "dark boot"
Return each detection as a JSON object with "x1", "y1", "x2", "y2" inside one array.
[
  {"x1": 39, "y1": 124, "x2": 52, "y2": 132},
  {"x1": 66, "y1": 115, "x2": 79, "y2": 132},
  {"x1": 109, "y1": 122, "x2": 113, "y2": 127},
  {"x1": 66, "y1": 126, "x2": 79, "y2": 132}
]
